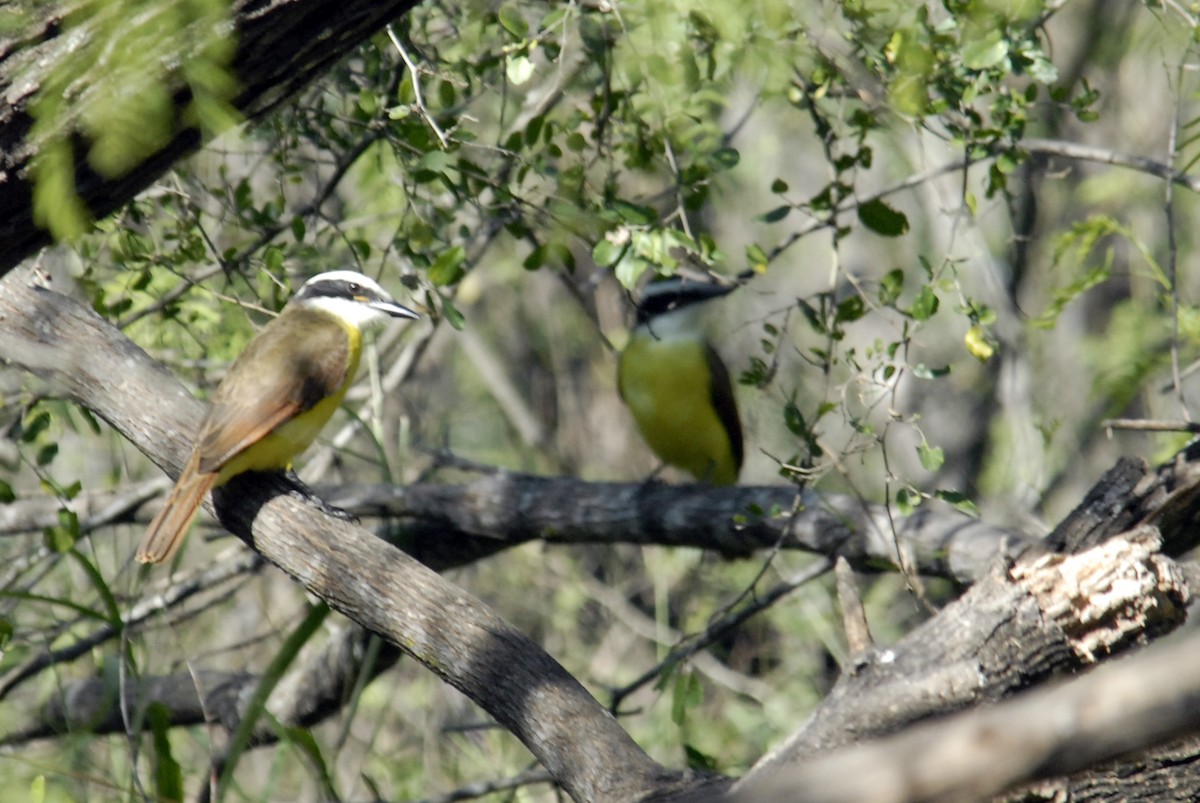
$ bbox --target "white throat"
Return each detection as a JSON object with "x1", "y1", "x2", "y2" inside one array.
[{"x1": 638, "y1": 304, "x2": 705, "y2": 342}]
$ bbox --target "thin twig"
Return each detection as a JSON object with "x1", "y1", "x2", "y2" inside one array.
[
  {"x1": 387, "y1": 25, "x2": 449, "y2": 149},
  {"x1": 609, "y1": 558, "x2": 833, "y2": 711},
  {"x1": 1102, "y1": 418, "x2": 1200, "y2": 434}
]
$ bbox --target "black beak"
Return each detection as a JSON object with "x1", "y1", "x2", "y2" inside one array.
[{"x1": 370, "y1": 299, "x2": 420, "y2": 320}]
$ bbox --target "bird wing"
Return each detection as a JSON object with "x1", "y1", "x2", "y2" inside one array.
[
  {"x1": 196, "y1": 310, "x2": 351, "y2": 473},
  {"x1": 705, "y1": 343, "x2": 744, "y2": 472}
]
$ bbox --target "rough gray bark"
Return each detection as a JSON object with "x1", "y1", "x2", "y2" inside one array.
[
  {"x1": 329, "y1": 477, "x2": 1032, "y2": 585},
  {"x1": 0, "y1": 0, "x2": 420, "y2": 274}
]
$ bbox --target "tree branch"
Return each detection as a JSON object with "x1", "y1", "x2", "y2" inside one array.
[{"x1": 328, "y1": 477, "x2": 1033, "y2": 586}]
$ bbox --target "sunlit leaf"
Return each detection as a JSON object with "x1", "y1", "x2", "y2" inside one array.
[{"x1": 917, "y1": 443, "x2": 944, "y2": 472}]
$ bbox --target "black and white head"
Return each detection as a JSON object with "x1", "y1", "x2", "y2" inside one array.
[
  {"x1": 635, "y1": 278, "x2": 738, "y2": 335},
  {"x1": 291, "y1": 270, "x2": 419, "y2": 328}
]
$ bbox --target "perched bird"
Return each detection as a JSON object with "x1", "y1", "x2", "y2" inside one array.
[
  {"x1": 617, "y1": 278, "x2": 743, "y2": 485},
  {"x1": 137, "y1": 270, "x2": 419, "y2": 564}
]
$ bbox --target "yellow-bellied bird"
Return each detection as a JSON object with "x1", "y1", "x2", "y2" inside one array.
[
  {"x1": 137, "y1": 270, "x2": 419, "y2": 564},
  {"x1": 618, "y1": 279, "x2": 743, "y2": 485}
]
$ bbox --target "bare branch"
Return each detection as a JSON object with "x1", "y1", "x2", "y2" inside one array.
[
  {"x1": 0, "y1": 478, "x2": 165, "y2": 536},
  {"x1": 328, "y1": 478, "x2": 1035, "y2": 586}
]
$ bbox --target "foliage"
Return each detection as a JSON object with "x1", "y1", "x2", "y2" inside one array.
[
  {"x1": 5, "y1": 0, "x2": 1200, "y2": 799},
  {"x1": 28, "y1": 0, "x2": 238, "y2": 241}
]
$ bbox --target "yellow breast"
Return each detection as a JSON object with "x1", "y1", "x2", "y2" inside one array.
[
  {"x1": 618, "y1": 333, "x2": 739, "y2": 485},
  {"x1": 216, "y1": 322, "x2": 362, "y2": 482}
]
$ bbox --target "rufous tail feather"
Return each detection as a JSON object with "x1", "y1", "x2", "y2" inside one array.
[{"x1": 137, "y1": 453, "x2": 218, "y2": 564}]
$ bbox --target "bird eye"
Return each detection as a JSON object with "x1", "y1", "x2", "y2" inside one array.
[{"x1": 347, "y1": 282, "x2": 362, "y2": 294}]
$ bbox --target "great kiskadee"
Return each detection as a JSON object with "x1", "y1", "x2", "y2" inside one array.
[
  {"x1": 617, "y1": 278, "x2": 744, "y2": 485},
  {"x1": 136, "y1": 270, "x2": 419, "y2": 564}
]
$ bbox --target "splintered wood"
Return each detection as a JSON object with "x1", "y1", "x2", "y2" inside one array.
[{"x1": 1010, "y1": 526, "x2": 1189, "y2": 663}]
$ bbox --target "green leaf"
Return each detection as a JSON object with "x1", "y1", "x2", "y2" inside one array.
[
  {"x1": 428, "y1": 245, "x2": 467, "y2": 286},
  {"x1": 506, "y1": 54, "x2": 535, "y2": 86},
  {"x1": 523, "y1": 242, "x2": 576, "y2": 272},
  {"x1": 745, "y1": 243, "x2": 769, "y2": 270},
  {"x1": 0, "y1": 589, "x2": 108, "y2": 621},
  {"x1": 935, "y1": 490, "x2": 979, "y2": 517},
  {"x1": 592, "y1": 238, "x2": 627, "y2": 268},
  {"x1": 711, "y1": 147, "x2": 740, "y2": 169},
  {"x1": 291, "y1": 215, "x2": 306, "y2": 242},
  {"x1": 835, "y1": 295, "x2": 865, "y2": 324},
  {"x1": 30, "y1": 776, "x2": 45, "y2": 803},
  {"x1": 35, "y1": 442, "x2": 58, "y2": 466},
  {"x1": 69, "y1": 547, "x2": 120, "y2": 624},
  {"x1": 909, "y1": 286, "x2": 939, "y2": 321},
  {"x1": 0, "y1": 618, "x2": 12, "y2": 650},
  {"x1": 440, "y1": 297, "x2": 467, "y2": 331},
  {"x1": 917, "y1": 443, "x2": 944, "y2": 472},
  {"x1": 895, "y1": 487, "x2": 919, "y2": 515},
  {"x1": 684, "y1": 743, "x2": 719, "y2": 771},
  {"x1": 962, "y1": 30, "x2": 1009, "y2": 70},
  {"x1": 497, "y1": 3, "x2": 529, "y2": 38},
  {"x1": 78, "y1": 406, "x2": 103, "y2": 435},
  {"x1": 964, "y1": 191, "x2": 978, "y2": 217},
  {"x1": 912, "y1": 364, "x2": 951, "y2": 379},
  {"x1": 671, "y1": 670, "x2": 702, "y2": 726},
  {"x1": 1028, "y1": 54, "x2": 1058, "y2": 84},
  {"x1": 20, "y1": 411, "x2": 51, "y2": 443},
  {"x1": 148, "y1": 702, "x2": 184, "y2": 803},
  {"x1": 1033, "y1": 263, "x2": 1110, "y2": 329},
  {"x1": 0, "y1": 480, "x2": 15, "y2": 504},
  {"x1": 566, "y1": 132, "x2": 587, "y2": 152},
  {"x1": 878, "y1": 269, "x2": 904, "y2": 305},
  {"x1": 857, "y1": 199, "x2": 909, "y2": 237},
  {"x1": 43, "y1": 524, "x2": 76, "y2": 553},
  {"x1": 783, "y1": 401, "x2": 806, "y2": 436},
  {"x1": 614, "y1": 253, "x2": 651, "y2": 290},
  {"x1": 282, "y1": 726, "x2": 338, "y2": 799},
  {"x1": 760, "y1": 205, "x2": 791, "y2": 223},
  {"x1": 612, "y1": 200, "x2": 657, "y2": 225},
  {"x1": 264, "y1": 244, "x2": 284, "y2": 273}
]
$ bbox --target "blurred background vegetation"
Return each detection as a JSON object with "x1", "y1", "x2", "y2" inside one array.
[{"x1": 3, "y1": 0, "x2": 1200, "y2": 799}]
